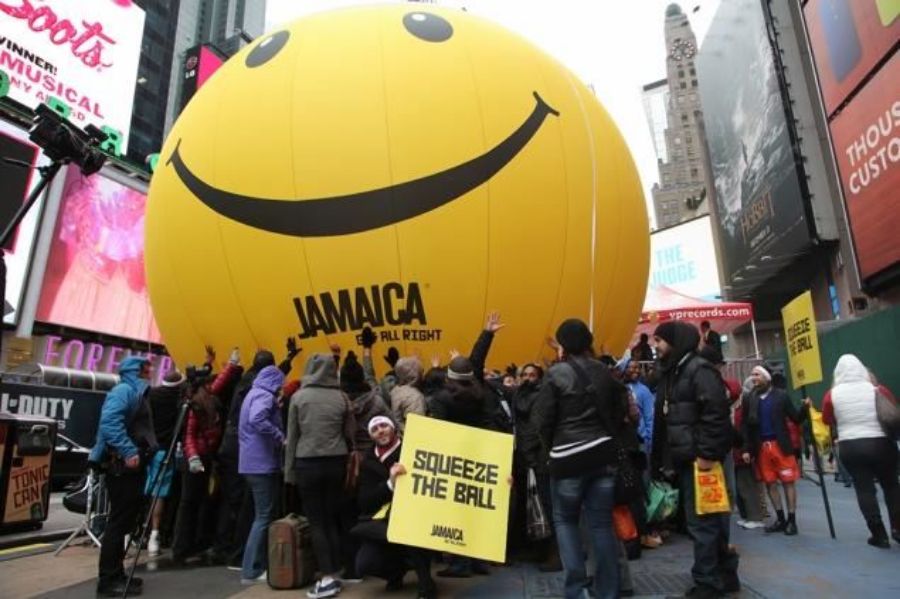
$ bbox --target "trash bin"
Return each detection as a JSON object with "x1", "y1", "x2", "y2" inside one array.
[{"x1": 0, "y1": 413, "x2": 58, "y2": 530}]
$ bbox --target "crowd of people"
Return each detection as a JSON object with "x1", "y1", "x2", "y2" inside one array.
[{"x1": 85, "y1": 314, "x2": 899, "y2": 599}]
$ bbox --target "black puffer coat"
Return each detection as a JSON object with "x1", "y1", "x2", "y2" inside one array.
[{"x1": 652, "y1": 323, "x2": 731, "y2": 472}]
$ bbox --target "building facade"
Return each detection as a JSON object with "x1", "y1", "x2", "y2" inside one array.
[
  {"x1": 648, "y1": 4, "x2": 712, "y2": 230},
  {"x1": 128, "y1": 0, "x2": 266, "y2": 164}
]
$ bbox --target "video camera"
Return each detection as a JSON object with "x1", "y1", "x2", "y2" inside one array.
[
  {"x1": 29, "y1": 103, "x2": 108, "y2": 175},
  {"x1": 184, "y1": 364, "x2": 213, "y2": 389}
]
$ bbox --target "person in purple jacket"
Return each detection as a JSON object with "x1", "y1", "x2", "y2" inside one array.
[{"x1": 238, "y1": 365, "x2": 286, "y2": 584}]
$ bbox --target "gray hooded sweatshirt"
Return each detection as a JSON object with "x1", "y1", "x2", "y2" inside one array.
[{"x1": 284, "y1": 353, "x2": 355, "y2": 484}]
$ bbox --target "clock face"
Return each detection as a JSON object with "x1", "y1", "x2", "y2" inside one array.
[{"x1": 669, "y1": 39, "x2": 696, "y2": 61}]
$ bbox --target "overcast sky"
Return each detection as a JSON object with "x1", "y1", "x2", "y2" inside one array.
[{"x1": 264, "y1": 0, "x2": 722, "y2": 228}]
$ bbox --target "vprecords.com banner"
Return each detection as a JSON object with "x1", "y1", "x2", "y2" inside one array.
[{"x1": 0, "y1": 0, "x2": 145, "y2": 144}]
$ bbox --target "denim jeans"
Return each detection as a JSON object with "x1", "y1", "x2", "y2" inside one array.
[
  {"x1": 241, "y1": 473, "x2": 277, "y2": 579},
  {"x1": 678, "y1": 467, "x2": 739, "y2": 591},
  {"x1": 551, "y1": 473, "x2": 618, "y2": 599}
]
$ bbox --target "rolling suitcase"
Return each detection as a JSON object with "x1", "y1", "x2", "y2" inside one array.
[{"x1": 267, "y1": 513, "x2": 316, "y2": 589}]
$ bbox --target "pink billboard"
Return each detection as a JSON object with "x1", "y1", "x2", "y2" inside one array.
[{"x1": 36, "y1": 165, "x2": 161, "y2": 343}]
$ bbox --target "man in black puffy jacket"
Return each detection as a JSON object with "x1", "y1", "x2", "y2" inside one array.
[{"x1": 651, "y1": 321, "x2": 737, "y2": 599}]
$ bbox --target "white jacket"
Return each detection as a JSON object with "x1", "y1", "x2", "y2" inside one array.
[{"x1": 831, "y1": 355, "x2": 884, "y2": 442}]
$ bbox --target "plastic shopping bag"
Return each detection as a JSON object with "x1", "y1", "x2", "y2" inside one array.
[
  {"x1": 526, "y1": 468, "x2": 552, "y2": 540},
  {"x1": 809, "y1": 406, "x2": 832, "y2": 453},
  {"x1": 694, "y1": 461, "x2": 731, "y2": 515}
]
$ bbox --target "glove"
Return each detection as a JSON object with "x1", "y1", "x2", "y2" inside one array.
[
  {"x1": 286, "y1": 336, "x2": 301, "y2": 360},
  {"x1": 188, "y1": 456, "x2": 205, "y2": 474},
  {"x1": 384, "y1": 346, "x2": 400, "y2": 369},
  {"x1": 360, "y1": 326, "x2": 377, "y2": 348},
  {"x1": 228, "y1": 347, "x2": 241, "y2": 365}
]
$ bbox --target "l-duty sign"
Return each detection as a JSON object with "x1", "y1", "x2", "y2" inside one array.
[
  {"x1": 0, "y1": 382, "x2": 103, "y2": 447},
  {"x1": 0, "y1": 0, "x2": 145, "y2": 144}
]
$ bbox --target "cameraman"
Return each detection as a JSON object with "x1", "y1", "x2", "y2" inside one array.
[{"x1": 88, "y1": 356, "x2": 156, "y2": 597}]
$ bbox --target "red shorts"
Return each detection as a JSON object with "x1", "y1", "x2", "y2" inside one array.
[{"x1": 755, "y1": 441, "x2": 799, "y2": 484}]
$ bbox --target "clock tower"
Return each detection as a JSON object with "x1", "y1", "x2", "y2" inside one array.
[{"x1": 648, "y1": 3, "x2": 711, "y2": 229}]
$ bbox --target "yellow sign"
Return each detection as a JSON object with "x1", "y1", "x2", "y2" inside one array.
[
  {"x1": 145, "y1": 5, "x2": 649, "y2": 368},
  {"x1": 781, "y1": 291, "x2": 823, "y2": 387},
  {"x1": 388, "y1": 414, "x2": 513, "y2": 562}
]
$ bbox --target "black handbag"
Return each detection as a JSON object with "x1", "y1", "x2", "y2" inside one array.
[{"x1": 567, "y1": 359, "x2": 639, "y2": 505}]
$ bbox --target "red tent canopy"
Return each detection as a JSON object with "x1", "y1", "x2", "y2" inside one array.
[{"x1": 632, "y1": 286, "x2": 754, "y2": 344}]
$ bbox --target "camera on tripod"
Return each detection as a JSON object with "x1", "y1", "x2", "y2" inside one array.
[
  {"x1": 29, "y1": 103, "x2": 108, "y2": 175},
  {"x1": 185, "y1": 364, "x2": 213, "y2": 389}
]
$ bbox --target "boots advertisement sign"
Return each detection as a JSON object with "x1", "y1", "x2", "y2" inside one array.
[
  {"x1": 0, "y1": 0, "x2": 145, "y2": 144},
  {"x1": 828, "y1": 52, "x2": 899, "y2": 286}
]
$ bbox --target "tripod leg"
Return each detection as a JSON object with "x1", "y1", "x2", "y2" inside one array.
[{"x1": 122, "y1": 399, "x2": 191, "y2": 599}]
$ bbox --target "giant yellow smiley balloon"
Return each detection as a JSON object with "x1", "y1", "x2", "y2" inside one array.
[{"x1": 145, "y1": 5, "x2": 649, "y2": 368}]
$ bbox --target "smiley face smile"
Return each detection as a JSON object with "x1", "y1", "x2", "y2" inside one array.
[{"x1": 167, "y1": 91, "x2": 559, "y2": 237}]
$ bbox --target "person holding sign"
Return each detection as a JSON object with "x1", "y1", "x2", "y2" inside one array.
[
  {"x1": 533, "y1": 319, "x2": 629, "y2": 599},
  {"x1": 739, "y1": 366, "x2": 810, "y2": 536},
  {"x1": 354, "y1": 416, "x2": 436, "y2": 598},
  {"x1": 650, "y1": 322, "x2": 738, "y2": 599}
]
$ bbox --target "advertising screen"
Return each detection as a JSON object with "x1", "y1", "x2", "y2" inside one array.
[
  {"x1": 35, "y1": 164, "x2": 161, "y2": 343},
  {"x1": 804, "y1": 0, "x2": 900, "y2": 117},
  {"x1": 697, "y1": 0, "x2": 811, "y2": 292},
  {"x1": 180, "y1": 44, "x2": 225, "y2": 110},
  {"x1": 0, "y1": 119, "x2": 46, "y2": 325},
  {"x1": 649, "y1": 215, "x2": 721, "y2": 300},
  {"x1": 829, "y1": 52, "x2": 899, "y2": 284},
  {"x1": 0, "y1": 0, "x2": 146, "y2": 144}
]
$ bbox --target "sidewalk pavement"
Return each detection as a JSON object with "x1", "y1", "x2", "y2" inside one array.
[{"x1": 0, "y1": 478, "x2": 896, "y2": 599}]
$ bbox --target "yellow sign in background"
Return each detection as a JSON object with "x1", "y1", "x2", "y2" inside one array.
[
  {"x1": 781, "y1": 291, "x2": 823, "y2": 387},
  {"x1": 388, "y1": 414, "x2": 513, "y2": 562}
]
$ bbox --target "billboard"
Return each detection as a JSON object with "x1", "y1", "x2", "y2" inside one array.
[
  {"x1": 649, "y1": 215, "x2": 720, "y2": 300},
  {"x1": 828, "y1": 52, "x2": 899, "y2": 283},
  {"x1": 804, "y1": 0, "x2": 900, "y2": 117},
  {"x1": 0, "y1": 119, "x2": 46, "y2": 325},
  {"x1": 697, "y1": 0, "x2": 811, "y2": 291},
  {"x1": 0, "y1": 0, "x2": 146, "y2": 144},
  {"x1": 35, "y1": 164, "x2": 162, "y2": 343},
  {"x1": 180, "y1": 44, "x2": 225, "y2": 110}
]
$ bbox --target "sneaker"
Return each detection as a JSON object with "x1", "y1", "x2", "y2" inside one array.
[
  {"x1": 226, "y1": 565, "x2": 242, "y2": 572},
  {"x1": 641, "y1": 533, "x2": 663, "y2": 548},
  {"x1": 307, "y1": 578, "x2": 343, "y2": 598},
  {"x1": 739, "y1": 520, "x2": 765, "y2": 530},
  {"x1": 148, "y1": 532, "x2": 160, "y2": 557},
  {"x1": 735, "y1": 519, "x2": 747, "y2": 528},
  {"x1": 240, "y1": 571, "x2": 267, "y2": 585}
]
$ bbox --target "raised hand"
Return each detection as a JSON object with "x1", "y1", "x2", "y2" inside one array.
[
  {"x1": 485, "y1": 311, "x2": 505, "y2": 333},
  {"x1": 286, "y1": 336, "x2": 301, "y2": 360}
]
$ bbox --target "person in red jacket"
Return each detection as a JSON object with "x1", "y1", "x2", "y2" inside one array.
[{"x1": 172, "y1": 352, "x2": 241, "y2": 565}]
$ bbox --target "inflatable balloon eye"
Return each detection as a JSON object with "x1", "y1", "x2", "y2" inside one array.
[{"x1": 145, "y1": 5, "x2": 649, "y2": 367}]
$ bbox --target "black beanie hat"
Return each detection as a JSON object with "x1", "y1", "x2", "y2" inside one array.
[
  {"x1": 698, "y1": 344, "x2": 724, "y2": 365},
  {"x1": 340, "y1": 351, "x2": 366, "y2": 386},
  {"x1": 555, "y1": 319, "x2": 593, "y2": 355},
  {"x1": 447, "y1": 356, "x2": 475, "y2": 381},
  {"x1": 252, "y1": 350, "x2": 275, "y2": 370}
]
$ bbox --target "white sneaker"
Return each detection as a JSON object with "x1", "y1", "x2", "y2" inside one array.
[
  {"x1": 307, "y1": 577, "x2": 342, "y2": 598},
  {"x1": 148, "y1": 532, "x2": 160, "y2": 556},
  {"x1": 240, "y1": 571, "x2": 267, "y2": 585},
  {"x1": 745, "y1": 520, "x2": 766, "y2": 529},
  {"x1": 736, "y1": 519, "x2": 747, "y2": 528}
]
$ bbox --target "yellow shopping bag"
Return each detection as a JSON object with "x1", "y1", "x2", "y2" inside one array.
[
  {"x1": 809, "y1": 406, "x2": 832, "y2": 453},
  {"x1": 694, "y1": 462, "x2": 731, "y2": 515}
]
